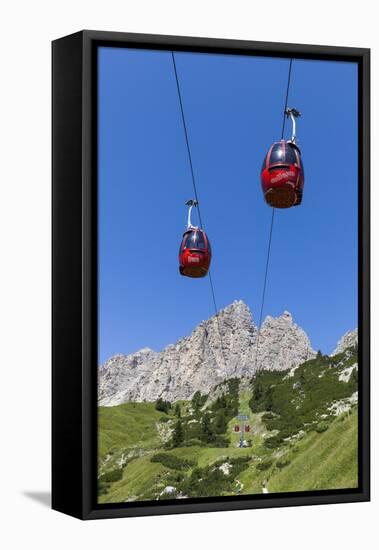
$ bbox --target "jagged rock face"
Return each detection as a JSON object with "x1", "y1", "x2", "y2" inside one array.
[
  {"x1": 99, "y1": 301, "x2": 316, "y2": 405},
  {"x1": 254, "y1": 311, "x2": 316, "y2": 372},
  {"x1": 332, "y1": 329, "x2": 358, "y2": 356}
]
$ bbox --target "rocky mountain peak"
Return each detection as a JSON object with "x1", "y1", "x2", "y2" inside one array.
[
  {"x1": 254, "y1": 310, "x2": 314, "y2": 372},
  {"x1": 282, "y1": 310, "x2": 292, "y2": 320},
  {"x1": 332, "y1": 328, "x2": 358, "y2": 356},
  {"x1": 98, "y1": 300, "x2": 318, "y2": 405}
]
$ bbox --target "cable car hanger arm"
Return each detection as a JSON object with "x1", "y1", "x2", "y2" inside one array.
[
  {"x1": 186, "y1": 199, "x2": 198, "y2": 229},
  {"x1": 285, "y1": 107, "x2": 301, "y2": 143}
]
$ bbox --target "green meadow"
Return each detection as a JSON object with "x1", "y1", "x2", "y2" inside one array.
[{"x1": 98, "y1": 347, "x2": 358, "y2": 503}]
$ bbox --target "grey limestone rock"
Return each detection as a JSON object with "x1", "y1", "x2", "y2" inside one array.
[{"x1": 98, "y1": 300, "x2": 317, "y2": 405}]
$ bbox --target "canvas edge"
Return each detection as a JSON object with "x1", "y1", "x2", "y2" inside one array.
[{"x1": 52, "y1": 30, "x2": 370, "y2": 520}]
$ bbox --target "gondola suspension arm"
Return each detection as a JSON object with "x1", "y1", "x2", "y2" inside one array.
[
  {"x1": 186, "y1": 199, "x2": 199, "y2": 229},
  {"x1": 285, "y1": 107, "x2": 301, "y2": 143}
]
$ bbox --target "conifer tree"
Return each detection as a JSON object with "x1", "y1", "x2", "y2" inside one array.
[{"x1": 172, "y1": 420, "x2": 184, "y2": 447}]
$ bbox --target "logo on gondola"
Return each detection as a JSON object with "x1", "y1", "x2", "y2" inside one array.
[
  {"x1": 188, "y1": 257, "x2": 200, "y2": 263},
  {"x1": 271, "y1": 170, "x2": 296, "y2": 184}
]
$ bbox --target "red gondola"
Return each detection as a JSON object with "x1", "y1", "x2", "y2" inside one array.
[
  {"x1": 234, "y1": 425, "x2": 240, "y2": 433},
  {"x1": 179, "y1": 200, "x2": 211, "y2": 278},
  {"x1": 261, "y1": 108, "x2": 304, "y2": 209},
  {"x1": 245, "y1": 424, "x2": 250, "y2": 433}
]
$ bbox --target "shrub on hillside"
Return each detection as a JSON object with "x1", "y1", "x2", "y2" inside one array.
[
  {"x1": 229, "y1": 456, "x2": 251, "y2": 476},
  {"x1": 155, "y1": 398, "x2": 171, "y2": 414},
  {"x1": 166, "y1": 471, "x2": 186, "y2": 484},
  {"x1": 256, "y1": 459, "x2": 273, "y2": 471},
  {"x1": 315, "y1": 421, "x2": 329, "y2": 433},
  {"x1": 177, "y1": 456, "x2": 250, "y2": 498},
  {"x1": 205, "y1": 435, "x2": 230, "y2": 448},
  {"x1": 150, "y1": 453, "x2": 196, "y2": 470},
  {"x1": 276, "y1": 457, "x2": 291, "y2": 469},
  {"x1": 98, "y1": 480, "x2": 109, "y2": 496},
  {"x1": 263, "y1": 435, "x2": 284, "y2": 449},
  {"x1": 99, "y1": 468, "x2": 123, "y2": 483},
  {"x1": 191, "y1": 391, "x2": 207, "y2": 410},
  {"x1": 184, "y1": 438, "x2": 202, "y2": 447}
]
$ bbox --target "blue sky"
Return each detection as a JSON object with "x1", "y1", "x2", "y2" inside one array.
[{"x1": 98, "y1": 47, "x2": 358, "y2": 364}]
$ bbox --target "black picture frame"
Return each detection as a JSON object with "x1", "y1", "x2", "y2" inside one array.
[{"x1": 52, "y1": 30, "x2": 370, "y2": 520}]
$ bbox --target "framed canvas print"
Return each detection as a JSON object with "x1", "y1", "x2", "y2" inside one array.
[{"x1": 52, "y1": 30, "x2": 370, "y2": 520}]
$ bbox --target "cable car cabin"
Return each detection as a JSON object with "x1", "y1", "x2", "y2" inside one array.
[
  {"x1": 261, "y1": 140, "x2": 304, "y2": 208},
  {"x1": 245, "y1": 425, "x2": 251, "y2": 433},
  {"x1": 179, "y1": 228, "x2": 211, "y2": 278},
  {"x1": 234, "y1": 425, "x2": 240, "y2": 433}
]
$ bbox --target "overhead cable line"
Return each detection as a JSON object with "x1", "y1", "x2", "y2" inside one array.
[
  {"x1": 171, "y1": 52, "x2": 203, "y2": 228},
  {"x1": 281, "y1": 59, "x2": 293, "y2": 139},
  {"x1": 253, "y1": 58, "x2": 293, "y2": 371},
  {"x1": 171, "y1": 51, "x2": 226, "y2": 367}
]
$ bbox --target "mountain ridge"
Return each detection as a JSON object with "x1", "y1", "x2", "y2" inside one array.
[
  {"x1": 332, "y1": 328, "x2": 358, "y2": 356},
  {"x1": 99, "y1": 300, "x2": 321, "y2": 405}
]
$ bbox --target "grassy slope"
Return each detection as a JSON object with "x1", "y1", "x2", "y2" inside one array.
[
  {"x1": 98, "y1": 402, "x2": 164, "y2": 460},
  {"x1": 99, "y1": 397, "x2": 261, "y2": 503},
  {"x1": 100, "y1": 410, "x2": 357, "y2": 503},
  {"x1": 268, "y1": 410, "x2": 358, "y2": 492},
  {"x1": 239, "y1": 410, "x2": 358, "y2": 494},
  {"x1": 100, "y1": 456, "x2": 166, "y2": 503},
  {"x1": 98, "y1": 349, "x2": 358, "y2": 502}
]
